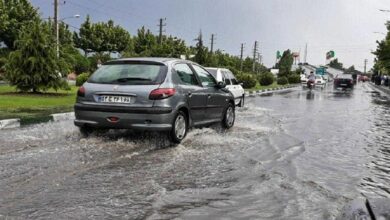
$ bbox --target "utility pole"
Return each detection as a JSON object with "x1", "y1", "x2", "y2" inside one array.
[
  {"x1": 252, "y1": 41, "x2": 258, "y2": 72},
  {"x1": 54, "y1": 0, "x2": 59, "y2": 58},
  {"x1": 304, "y1": 43, "x2": 308, "y2": 64},
  {"x1": 158, "y1": 18, "x2": 166, "y2": 45},
  {"x1": 364, "y1": 59, "x2": 368, "y2": 74},
  {"x1": 210, "y1": 34, "x2": 215, "y2": 53},
  {"x1": 240, "y1": 43, "x2": 244, "y2": 71}
]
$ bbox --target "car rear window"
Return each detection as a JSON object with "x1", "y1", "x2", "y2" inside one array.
[{"x1": 88, "y1": 63, "x2": 166, "y2": 85}]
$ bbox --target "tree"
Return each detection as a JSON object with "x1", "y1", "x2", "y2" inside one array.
[
  {"x1": 194, "y1": 31, "x2": 208, "y2": 65},
  {"x1": 328, "y1": 58, "x2": 344, "y2": 70},
  {"x1": 73, "y1": 15, "x2": 94, "y2": 56},
  {"x1": 5, "y1": 20, "x2": 68, "y2": 92},
  {"x1": 276, "y1": 49, "x2": 294, "y2": 77},
  {"x1": 133, "y1": 26, "x2": 157, "y2": 56},
  {"x1": 373, "y1": 21, "x2": 390, "y2": 74},
  {"x1": 0, "y1": 0, "x2": 39, "y2": 50}
]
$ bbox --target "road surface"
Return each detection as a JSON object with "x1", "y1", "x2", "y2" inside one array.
[{"x1": 1, "y1": 83, "x2": 390, "y2": 219}]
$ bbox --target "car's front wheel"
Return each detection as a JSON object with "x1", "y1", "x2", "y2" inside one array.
[
  {"x1": 238, "y1": 95, "x2": 245, "y2": 107},
  {"x1": 169, "y1": 111, "x2": 188, "y2": 143},
  {"x1": 222, "y1": 103, "x2": 235, "y2": 129}
]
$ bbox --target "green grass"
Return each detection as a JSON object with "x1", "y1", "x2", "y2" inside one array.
[
  {"x1": 0, "y1": 85, "x2": 78, "y2": 123},
  {"x1": 245, "y1": 82, "x2": 289, "y2": 92}
]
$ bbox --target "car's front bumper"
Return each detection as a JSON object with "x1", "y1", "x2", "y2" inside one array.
[{"x1": 74, "y1": 103, "x2": 175, "y2": 131}]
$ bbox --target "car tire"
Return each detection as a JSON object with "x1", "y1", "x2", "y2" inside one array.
[
  {"x1": 238, "y1": 95, "x2": 245, "y2": 107},
  {"x1": 79, "y1": 126, "x2": 93, "y2": 137},
  {"x1": 222, "y1": 103, "x2": 235, "y2": 129},
  {"x1": 169, "y1": 111, "x2": 188, "y2": 144}
]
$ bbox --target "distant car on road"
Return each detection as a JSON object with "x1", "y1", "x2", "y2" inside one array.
[
  {"x1": 334, "y1": 74, "x2": 354, "y2": 90},
  {"x1": 358, "y1": 75, "x2": 368, "y2": 82},
  {"x1": 315, "y1": 75, "x2": 326, "y2": 87},
  {"x1": 74, "y1": 58, "x2": 236, "y2": 143},
  {"x1": 205, "y1": 67, "x2": 245, "y2": 107}
]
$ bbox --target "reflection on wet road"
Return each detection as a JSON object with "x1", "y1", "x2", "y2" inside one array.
[{"x1": 1, "y1": 83, "x2": 390, "y2": 219}]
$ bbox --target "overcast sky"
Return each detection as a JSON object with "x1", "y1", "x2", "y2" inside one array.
[{"x1": 31, "y1": 0, "x2": 390, "y2": 71}]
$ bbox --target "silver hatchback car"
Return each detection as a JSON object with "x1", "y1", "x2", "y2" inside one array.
[{"x1": 74, "y1": 58, "x2": 236, "y2": 143}]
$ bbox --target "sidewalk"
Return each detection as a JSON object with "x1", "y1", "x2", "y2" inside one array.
[{"x1": 368, "y1": 82, "x2": 390, "y2": 95}]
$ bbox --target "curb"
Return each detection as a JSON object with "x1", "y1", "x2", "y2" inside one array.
[
  {"x1": 0, "y1": 118, "x2": 20, "y2": 130},
  {"x1": 368, "y1": 83, "x2": 390, "y2": 95},
  {"x1": 245, "y1": 84, "x2": 300, "y2": 97},
  {"x1": 0, "y1": 112, "x2": 75, "y2": 130},
  {"x1": 51, "y1": 112, "x2": 75, "y2": 122}
]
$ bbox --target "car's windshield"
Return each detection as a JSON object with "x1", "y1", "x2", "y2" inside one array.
[
  {"x1": 88, "y1": 63, "x2": 165, "y2": 85},
  {"x1": 205, "y1": 68, "x2": 218, "y2": 77}
]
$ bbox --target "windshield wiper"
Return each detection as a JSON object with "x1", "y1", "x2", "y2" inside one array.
[{"x1": 114, "y1": 77, "x2": 152, "y2": 83}]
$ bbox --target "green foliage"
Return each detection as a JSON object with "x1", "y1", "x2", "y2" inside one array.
[
  {"x1": 5, "y1": 20, "x2": 69, "y2": 92},
  {"x1": 287, "y1": 74, "x2": 301, "y2": 84},
  {"x1": 0, "y1": 0, "x2": 39, "y2": 49},
  {"x1": 328, "y1": 58, "x2": 343, "y2": 70},
  {"x1": 236, "y1": 72, "x2": 257, "y2": 89},
  {"x1": 74, "y1": 16, "x2": 131, "y2": 55},
  {"x1": 194, "y1": 31, "x2": 208, "y2": 65},
  {"x1": 373, "y1": 21, "x2": 390, "y2": 74},
  {"x1": 73, "y1": 53, "x2": 90, "y2": 74},
  {"x1": 76, "y1": 72, "x2": 90, "y2": 86},
  {"x1": 276, "y1": 49, "x2": 294, "y2": 77},
  {"x1": 258, "y1": 72, "x2": 275, "y2": 86},
  {"x1": 88, "y1": 53, "x2": 111, "y2": 72},
  {"x1": 277, "y1": 77, "x2": 289, "y2": 85}
]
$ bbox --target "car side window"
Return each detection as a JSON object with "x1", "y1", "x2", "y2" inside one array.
[
  {"x1": 222, "y1": 71, "x2": 231, "y2": 85},
  {"x1": 227, "y1": 71, "x2": 239, "y2": 85},
  {"x1": 192, "y1": 65, "x2": 217, "y2": 87},
  {"x1": 174, "y1": 63, "x2": 199, "y2": 86}
]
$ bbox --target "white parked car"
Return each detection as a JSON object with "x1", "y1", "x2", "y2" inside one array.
[
  {"x1": 315, "y1": 75, "x2": 326, "y2": 87},
  {"x1": 206, "y1": 68, "x2": 245, "y2": 107}
]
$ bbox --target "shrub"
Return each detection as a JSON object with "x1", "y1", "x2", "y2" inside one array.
[
  {"x1": 277, "y1": 76, "x2": 288, "y2": 85},
  {"x1": 76, "y1": 72, "x2": 90, "y2": 86},
  {"x1": 74, "y1": 54, "x2": 90, "y2": 74},
  {"x1": 287, "y1": 74, "x2": 301, "y2": 84},
  {"x1": 236, "y1": 72, "x2": 257, "y2": 89},
  {"x1": 258, "y1": 72, "x2": 275, "y2": 86}
]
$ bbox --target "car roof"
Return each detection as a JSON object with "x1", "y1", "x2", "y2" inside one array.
[
  {"x1": 205, "y1": 67, "x2": 230, "y2": 71},
  {"x1": 337, "y1": 74, "x2": 353, "y2": 78},
  {"x1": 106, "y1": 57, "x2": 193, "y2": 65}
]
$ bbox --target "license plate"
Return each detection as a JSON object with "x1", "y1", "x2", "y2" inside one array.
[
  {"x1": 340, "y1": 84, "x2": 347, "y2": 86},
  {"x1": 99, "y1": 96, "x2": 131, "y2": 103}
]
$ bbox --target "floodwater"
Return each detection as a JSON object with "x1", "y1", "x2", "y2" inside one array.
[{"x1": 1, "y1": 83, "x2": 390, "y2": 219}]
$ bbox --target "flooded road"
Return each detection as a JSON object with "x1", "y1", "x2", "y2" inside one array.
[{"x1": 1, "y1": 83, "x2": 390, "y2": 219}]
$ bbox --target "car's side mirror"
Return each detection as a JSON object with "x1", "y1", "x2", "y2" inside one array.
[
  {"x1": 239, "y1": 82, "x2": 244, "y2": 86},
  {"x1": 216, "y1": 81, "x2": 226, "y2": 89}
]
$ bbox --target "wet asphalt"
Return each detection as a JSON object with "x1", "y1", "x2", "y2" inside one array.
[{"x1": 1, "y1": 83, "x2": 390, "y2": 219}]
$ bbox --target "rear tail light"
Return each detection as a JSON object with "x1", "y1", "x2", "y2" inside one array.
[
  {"x1": 149, "y1": 88, "x2": 176, "y2": 100},
  {"x1": 77, "y1": 86, "x2": 85, "y2": 97}
]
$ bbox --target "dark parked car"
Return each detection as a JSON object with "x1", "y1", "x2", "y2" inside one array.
[
  {"x1": 74, "y1": 58, "x2": 236, "y2": 143},
  {"x1": 334, "y1": 74, "x2": 354, "y2": 90}
]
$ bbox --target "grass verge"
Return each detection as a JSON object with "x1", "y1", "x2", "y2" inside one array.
[{"x1": 0, "y1": 85, "x2": 77, "y2": 124}]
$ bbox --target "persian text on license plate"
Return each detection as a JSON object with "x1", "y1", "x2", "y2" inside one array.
[{"x1": 99, "y1": 96, "x2": 131, "y2": 103}]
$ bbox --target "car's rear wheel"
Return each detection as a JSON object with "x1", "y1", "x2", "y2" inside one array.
[
  {"x1": 169, "y1": 111, "x2": 188, "y2": 143},
  {"x1": 79, "y1": 126, "x2": 94, "y2": 137},
  {"x1": 238, "y1": 95, "x2": 245, "y2": 107},
  {"x1": 222, "y1": 103, "x2": 235, "y2": 129}
]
